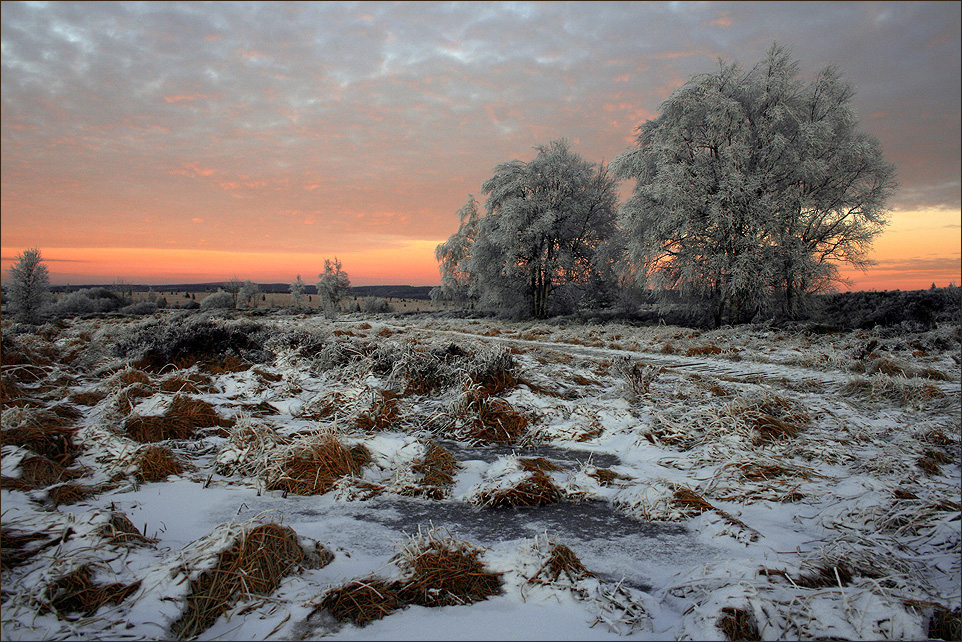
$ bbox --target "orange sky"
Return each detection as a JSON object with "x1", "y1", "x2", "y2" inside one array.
[{"x1": 1, "y1": 2, "x2": 959, "y2": 290}]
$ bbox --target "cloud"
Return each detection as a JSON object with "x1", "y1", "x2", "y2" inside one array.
[{"x1": 0, "y1": 1, "x2": 958, "y2": 285}]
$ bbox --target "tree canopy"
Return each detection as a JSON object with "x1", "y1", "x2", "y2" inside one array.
[
  {"x1": 436, "y1": 139, "x2": 621, "y2": 318},
  {"x1": 614, "y1": 44, "x2": 897, "y2": 324}
]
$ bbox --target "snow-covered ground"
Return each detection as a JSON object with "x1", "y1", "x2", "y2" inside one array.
[{"x1": 2, "y1": 311, "x2": 959, "y2": 640}]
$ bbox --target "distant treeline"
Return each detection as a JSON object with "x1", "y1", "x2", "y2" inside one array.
[
  {"x1": 51, "y1": 283, "x2": 436, "y2": 300},
  {"x1": 622, "y1": 285, "x2": 961, "y2": 331}
]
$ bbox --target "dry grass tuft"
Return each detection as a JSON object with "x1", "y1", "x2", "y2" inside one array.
[
  {"x1": 1, "y1": 454, "x2": 81, "y2": 490},
  {"x1": 125, "y1": 395, "x2": 232, "y2": 443},
  {"x1": 588, "y1": 467, "x2": 625, "y2": 486},
  {"x1": 133, "y1": 445, "x2": 188, "y2": 482},
  {"x1": 201, "y1": 354, "x2": 250, "y2": 374},
  {"x1": 47, "y1": 482, "x2": 103, "y2": 506},
  {"x1": 169, "y1": 394, "x2": 233, "y2": 428},
  {"x1": 466, "y1": 348, "x2": 518, "y2": 398},
  {"x1": 528, "y1": 542, "x2": 594, "y2": 584},
  {"x1": 466, "y1": 395, "x2": 529, "y2": 445},
  {"x1": 410, "y1": 442, "x2": 458, "y2": 499},
  {"x1": 741, "y1": 395, "x2": 809, "y2": 445},
  {"x1": 612, "y1": 357, "x2": 663, "y2": 398},
  {"x1": 686, "y1": 344, "x2": 723, "y2": 357},
  {"x1": 1, "y1": 378, "x2": 27, "y2": 407},
  {"x1": 69, "y1": 390, "x2": 106, "y2": 406},
  {"x1": 518, "y1": 457, "x2": 560, "y2": 473},
  {"x1": 159, "y1": 373, "x2": 206, "y2": 394},
  {"x1": 393, "y1": 527, "x2": 502, "y2": 607},
  {"x1": 354, "y1": 390, "x2": 401, "y2": 431},
  {"x1": 267, "y1": 436, "x2": 368, "y2": 496},
  {"x1": 118, "y1": 368, "x2": 151, "y2": 387},
  {"x1": 1, "y1": 526, "x2": 74, "y2": 570},
  {"x1": 172, "y1": 522, "x2": 329, "y2": 639},
  {"x1": 474, "y1": 471, "x2": 562, "y2": 508},
  {"x1": 718, "y1": 607, "x2": 760, "y2": 641},
  {"x1": 671, "y1": 487, "x2": 715, "y2": 516},
  {"x1": 317, "y1": 577, "x2": 403, "y2": 626},
  {"x1": 99, "y1": 512, "x2": 156, "y2": 547},
  {"x1": 124, "y1": 415, "x2": 192, "y2": 442},
  {"x1": 1, "y1": 423, "x2": 80, "y2": 465},
  {"x1": 917, "y1": 449, "x2": 950, "y2": 475},
  {"x1": 41, "y1": 564, "x2": 141, "y2": 618},
  {"x1": 929, "y1": 606, "x2": 961, "y2": 641}
]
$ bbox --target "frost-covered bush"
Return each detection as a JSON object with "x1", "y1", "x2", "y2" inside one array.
[
  {"x1": 361, "y1": 297, "x2": 392, "y2": 313},
  {"x1": 200, "y1": 290, "x2": 234, "y2": 310},
  {"x1": 120, "y1": 301, "x2": 158, "y2": 316},
  {"x1": 48, "y1": 288, "x2": 123, "y2": 318},
  {"x1": 113, "y1": 312, "x2": 273, "y2": 368}
]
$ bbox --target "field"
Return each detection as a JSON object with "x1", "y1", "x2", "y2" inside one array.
[{"x1": 1, "y1": 310, "x2": 959, "y2": 640}]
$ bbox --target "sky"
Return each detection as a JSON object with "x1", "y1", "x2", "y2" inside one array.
[{"x1": 1, "y1": 1, "x2": 960, "y2": 289}]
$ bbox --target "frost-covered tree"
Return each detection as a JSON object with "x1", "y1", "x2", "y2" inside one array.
[
  {"x1": 317, "y1": 258, "x2": 350, "y2": 314},
  {"x1": 238, "y1": 280, "x2": 260, "y2": 308},
  {"x1": 462, "y1": 139, "x2": 621, "y2": 318},
  {"x1": 112, "y1": 277, "x2": 133, "y2": 306},
  {"x1": 614, "y1": 44, "x2": 896, "y2": 324},
  {"x1": 433, "y1": 195, "x2": 481, "y2": 304},
  {"x1": 289, "y1": 275, "x2": 306, "y2": 308},
  {"x1": 7, "y1": 247, "x2": 51, "y2": 323},
  {"x1": 224, "y1": 276, "x2": 243, "y2": 309}
]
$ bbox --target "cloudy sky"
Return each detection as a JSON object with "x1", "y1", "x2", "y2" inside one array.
[{"x1": 2, "y1": 1, "x2": 959, "y2": 288}]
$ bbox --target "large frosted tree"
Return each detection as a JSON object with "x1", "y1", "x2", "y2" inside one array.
[
  {"x1": 459, "y1": 139, "x2": 621, "y2": 318},
  {"x1": 614, "y1": 44, "x2": 897, "y2": 324},
  {"x1": 7, "y1": 247, "x2": 51, "y2": 324}
]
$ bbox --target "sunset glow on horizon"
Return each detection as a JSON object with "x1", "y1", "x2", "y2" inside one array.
[{"x1": 2, "y1": 2, "x2": 959, "y2": 291}]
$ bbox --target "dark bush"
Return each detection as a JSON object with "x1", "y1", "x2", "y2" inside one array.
[{"x1": 114, "y1": 313, "x2": 274, "y2": 370}]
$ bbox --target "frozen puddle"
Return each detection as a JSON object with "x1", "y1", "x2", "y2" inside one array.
[{"x1": 440, "y1": 439, "x2": 621, "y2": 468}]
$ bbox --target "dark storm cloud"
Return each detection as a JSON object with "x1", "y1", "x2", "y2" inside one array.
[{"x1": 1, "y1": 1, "x2": 959, "y2": 256}]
